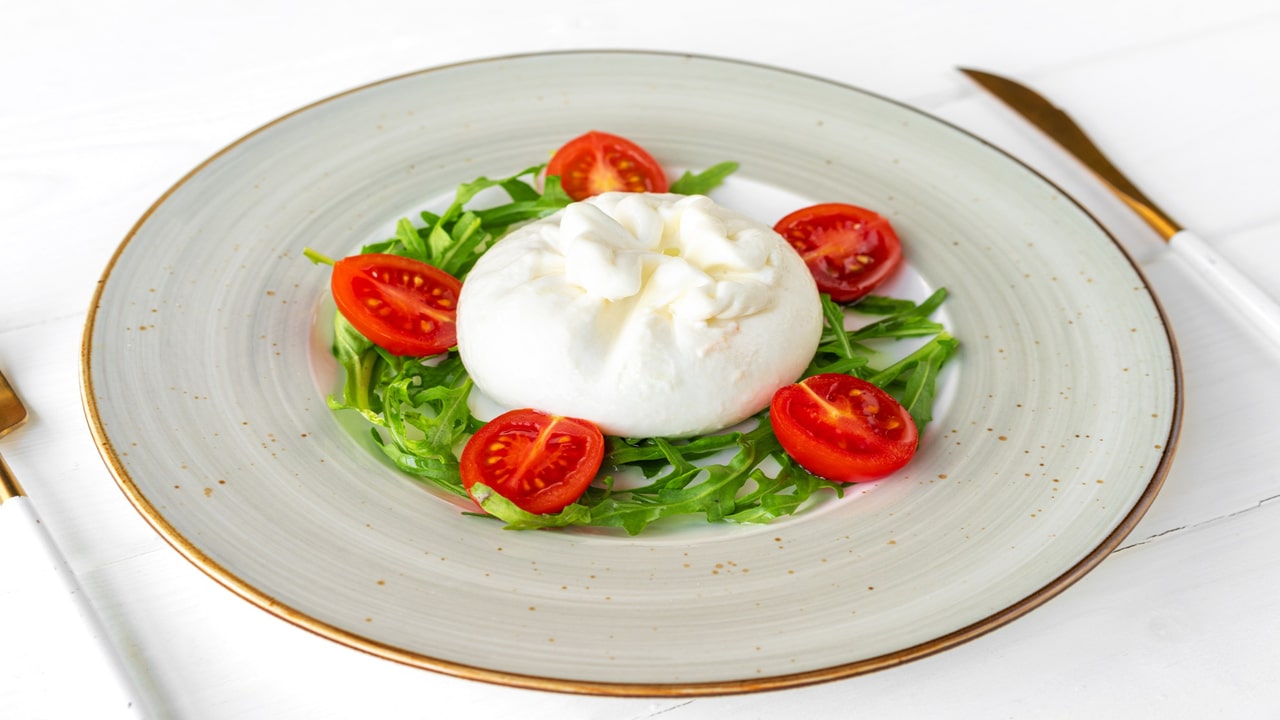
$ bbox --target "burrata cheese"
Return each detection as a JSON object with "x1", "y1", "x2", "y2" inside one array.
[{"x1": 455, "y1": 192, "x2": 823, "y2": 438}]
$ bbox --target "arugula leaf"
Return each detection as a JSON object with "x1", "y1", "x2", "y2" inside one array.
[
  {"x1": 583, "y1": 418, "x2": 842, "y2": 535},
  {"x1": 366, "y1": 164, "x2": 571, "y2": 280},
  {"x1": 725, "y1": 453, "x2": 842, "y2": 524},
  {"x1": 326, "y1": 346, "x2": 475, "y2": 498},
  {"x1": 330, "y1": 313, "x2": 380, "y2": 413},
  {"x1": 470, "y1": 483, "x2": 592, "y2": 529},
  {"x1": 846, "y1": 288, "x2": 948, "y2": 342},
  {"x1": 669, "y1": 161, "x2": 740, "y2": 195},
  {"x1": 394, "y1": 218, "x2": 428, "y2": 262},
  {"x1": 872, "y1": 332, "x2": 959, "y2": 431}
]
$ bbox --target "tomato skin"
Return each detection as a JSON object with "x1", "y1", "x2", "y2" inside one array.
[
  {"x1": 774, "y1": 203, "x2": 904, "y2": 302},
  {"x1": 460, "y1": 409, "x2": 605, "y2": 515},
  {"x1": 331, "y1": 253, "x2": 462, "y2": 357},
  {"x1": 770, "y1": 374, "x2": 918, "y2": 483},
  {"x1": 546, "y1": 131, "x2": 669, "y2": 201}
]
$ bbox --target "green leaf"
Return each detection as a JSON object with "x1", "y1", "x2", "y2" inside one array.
[
  {"x1": 820, "y1": 294, "x2": 857, "y2": 359},
  {"x1": 359, "y1": 238, "x2": 398, "y2": 255},
  {"x1": 470, "y1": 483, "x2": 592, "y2": 530},
  {"x1": 847, "y1": 295, "x2": 918, "y2": 315},
  {"x1": 881, "y1": 333, "x2": 959, "y2": 431},
  {"x1": 537, "y1": 175, "x2": 574, "y2": 208},
  {"x1": 370, "y1": 429, "x2": 467, "y2": 496},
  {"x1": 669, "y1": 161, "x2": 739, "y2": 195},
  {"x1": 381, "y1": 164, "x2": 574, "y2": 280},
  {"x1": 425, "y1": 220, "x2": 454, "y2": 265},
  {"x1": 453, "y1": 165, "x2": 546, "y2": 208},
  {"x1": 846, "y1": 288, "x2": 948, "y2": 342},
  {"x1": 395, "y1": 217, "x2": 428, "y2": 262},
  {"x1": 436, "y1": 212, "x2": 486, "y2": 277},
  {"x1": 330, "y1": 313, "x2": 380, "y2": 413}
]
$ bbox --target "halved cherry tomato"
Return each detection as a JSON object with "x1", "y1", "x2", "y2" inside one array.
[
  {"x1": 331, "y1": 253, "x2": 461, "y2": 357},
  {"x1": 770, "y1": 374, "x2": 917, "y2": 483},
  {"x1": 774, "y1": 203, "x2": 903, "y2": 302},
  {"x1": 546, "y1": 130, "x2": 669, "y2": 201},
  {"x1": 460, "y1": 409, "x2": 605, "y2": 515}
]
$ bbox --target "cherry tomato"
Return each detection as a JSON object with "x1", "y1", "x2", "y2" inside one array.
[
  {"x1": 770, "y1": 373, "x2": 918, "y2": 483},
  {"x1": 460, "y1": 409, "x2": 605, "y2": 515},
  {"x1": 331, "y1": 253, "x2": 461, "y2": 357},
  {"x1": 774, "y1": 203, "x2": 904, "y2": 302},
  {"x1": 546, "y1": 131, "x2": 669, "y2": 201}
]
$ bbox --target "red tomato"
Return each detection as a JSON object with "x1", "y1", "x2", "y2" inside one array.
[
  {"x1": 770, "y1": 374, "x2": 918, "y2": 483},
  {"x1": 460, "y1": 409, "x2": 605, "y2": 515},
  {"x1": 331, "y1": 253, "x2": 461, "y2": 357},
  {"x1": 546, "y1": 131, "x2": 669, "y2": 201},
  {"x1": 774, "y1": 203, "x2": 904, "y2": 302}
]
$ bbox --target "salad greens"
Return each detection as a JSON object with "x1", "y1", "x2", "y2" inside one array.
[
  {"x1": 315, "y1": 162, "x2": 957, "y2": 534},
  {"x1": 359, "y1": 165, "x2": 574, "y2": 279},
  {"x1": 668, "y1": 161, "x2": 740, "y2": 196}
]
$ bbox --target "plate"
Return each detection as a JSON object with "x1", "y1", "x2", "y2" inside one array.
[{"x1": 81, "y1": 51, "x2": 1180, "y2": 694}]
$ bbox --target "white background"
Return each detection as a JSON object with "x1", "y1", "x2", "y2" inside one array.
[{"x1": 3, "y1": 1, "x2": 1279, "y2": 717}]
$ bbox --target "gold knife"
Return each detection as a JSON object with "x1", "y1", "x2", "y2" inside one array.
[{"x1": 960, "y1": 67, "x2": 1280, "y2": 343}]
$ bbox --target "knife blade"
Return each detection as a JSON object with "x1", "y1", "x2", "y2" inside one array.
[{"x1": 960, "y1": 67, "x2": 1280, "y2": 346}]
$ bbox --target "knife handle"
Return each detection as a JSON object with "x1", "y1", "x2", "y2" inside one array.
[
  {"x1": 1168, "y1": 230, "x2": 1280, "y2": 348},
  {"x1": 0, "y1": 495, "x2": 146, "y2": 718}
]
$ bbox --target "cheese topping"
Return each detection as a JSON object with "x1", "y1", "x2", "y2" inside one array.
[{"x1": 456, "y1": 192, "x2": 823, "y2": 438}]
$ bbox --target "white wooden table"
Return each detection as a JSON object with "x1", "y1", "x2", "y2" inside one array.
[{"x1": 3, "y1": 1, "x2": 1279, "y2": 717}]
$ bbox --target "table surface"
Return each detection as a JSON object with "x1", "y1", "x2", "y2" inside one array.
[{"x1": 3, "y1": 1, "x2": 1279, "y2": 718}]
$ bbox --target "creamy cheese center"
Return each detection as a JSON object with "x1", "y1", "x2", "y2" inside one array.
[{"x1": 455, "y1": 192, "x2": 823, "y2": 438}]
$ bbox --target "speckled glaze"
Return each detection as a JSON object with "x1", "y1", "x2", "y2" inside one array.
[{"x1": 81, "y1": 51, "x2": 1180, "y2": 694}]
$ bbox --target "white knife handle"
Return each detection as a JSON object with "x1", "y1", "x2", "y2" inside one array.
[
  {"x1": 1169, "y1": 230, "x2": 1280, "y2": 346},
  {"x1": 0, "y1": 497, "x2": 146, "y2": 718}
]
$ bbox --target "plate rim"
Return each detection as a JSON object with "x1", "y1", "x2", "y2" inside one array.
[{"x1": 78, "y1": 48, "x2": 1184, "y2": 696}]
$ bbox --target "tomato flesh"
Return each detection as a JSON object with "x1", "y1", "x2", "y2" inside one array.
[
  {"x1": 770, "y1": 374, "x2": 918, "y2": 483},
  {"x1": 774, "y1": 203, "x2": 903, "y2": 302},
  {"x1": 460, "y1": 409, "x2": 605, "y2": 515},
  {"x1": 546, "y1": 131, "x2": 669, "y2": 201},
  {"x1": 331, "y1": 253, "x2": 461, "y2": 357}
]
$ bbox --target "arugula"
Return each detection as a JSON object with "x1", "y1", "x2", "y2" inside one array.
[
  {"x1": 669, "y1": 161, "x2": 740, "y2": 195},
  {"x1": 805, "y1": 291, "x2": 958, "y2": 432},
  {"x1": 357, "y1": 165, "x2": 573, "y2": 279},
  {"x1": 319, "y1": 160, "x2": 958, "y2": 534}
]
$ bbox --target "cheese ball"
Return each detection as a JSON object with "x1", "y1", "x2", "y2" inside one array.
[{"x1": 456, "y1": 192, "x2": 823, "y2": 438}]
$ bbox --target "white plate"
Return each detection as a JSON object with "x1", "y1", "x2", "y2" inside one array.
[{"x1": 82, "y1": 51, "x2": 1180, "y2": 694}]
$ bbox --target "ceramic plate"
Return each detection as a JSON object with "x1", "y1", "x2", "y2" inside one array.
[{"x1": 82, "y1": 51, "x2": 1180, "y2": 694}]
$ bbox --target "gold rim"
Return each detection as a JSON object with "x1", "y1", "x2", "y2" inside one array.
[{"x1": 78, "y1": 49, "x2": 1184, "y2": 696}]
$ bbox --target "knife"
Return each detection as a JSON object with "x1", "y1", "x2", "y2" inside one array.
[{"x1": 959, "y1": 67, "x2": 1280, "y2": 345}]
